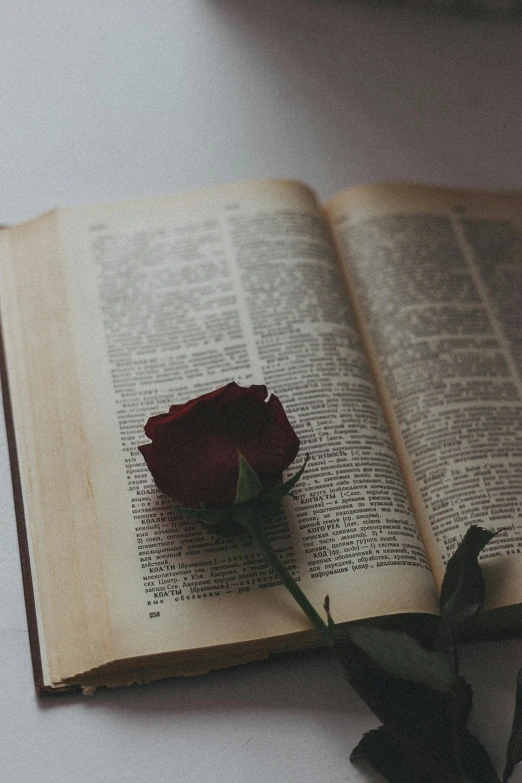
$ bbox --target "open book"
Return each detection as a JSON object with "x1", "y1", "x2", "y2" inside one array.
[{"x1": 1, "y1": 180, "x2": 521, "y2": 694}]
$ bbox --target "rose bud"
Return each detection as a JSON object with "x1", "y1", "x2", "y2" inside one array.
[{"x1": 138, "y1": 382, "x2": 300, "y2": 509}]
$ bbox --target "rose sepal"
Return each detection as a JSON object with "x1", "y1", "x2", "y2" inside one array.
[
  {"x1": 253, "y1": 454, "x2": 309, "y2": 506},
  {"x1": 235, "y1": 453, "x2": 263, "y2": 503},
  {"x1": 173, "y1": 454, "x2": 309, "y2": 537}
]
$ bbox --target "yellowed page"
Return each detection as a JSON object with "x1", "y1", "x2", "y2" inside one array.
[
  {"x1": 0, "y1": 216, "x2": 114, "y2": 686},
  {"x1": 326, "y1": 184, "x2": 522, "y2": 615},
  {"x1": 2, "y1": 179, "x2": 439, "y2": 688}
]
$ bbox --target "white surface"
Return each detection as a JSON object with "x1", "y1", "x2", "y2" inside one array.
[{"x1": 1, "y1": 1, "x2": 522, "y2": 781}]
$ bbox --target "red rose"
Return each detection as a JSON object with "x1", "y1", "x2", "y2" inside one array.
[{"x1": 138, "y1": 382, "x2": 300, "y2": 508}]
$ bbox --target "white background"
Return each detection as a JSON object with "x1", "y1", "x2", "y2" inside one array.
[{"x1": 1, "y1": 1, "x2": 522, "y2": 781}]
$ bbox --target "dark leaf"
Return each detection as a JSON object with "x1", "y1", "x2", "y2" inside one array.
[
  {"x1": 234, "y1": 454, "x2": 262, "y2": 504},
  {"x1": 340, "y1": 629, "x2": 500, "y2": 782},
  {"x1": 458, "y1": 728, "x2": 502, "y2": 783},
  {"x1": 503, "y1": 667, "x2": 522, "y2": 782},
  {"x1": 438, "y1": 525, "x2": 497, "y2": 649},
  {"x1": 351, "y1": 726, "x2": 439, "y2": 783},
  {"x1": 338, "y1": 633, "x2": 474, "y2": 780},
  {"x1": 347, "y1": 625, "x2": 459, "y2": 694}
]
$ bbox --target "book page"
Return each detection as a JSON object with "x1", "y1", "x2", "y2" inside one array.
[
  {"x1": 1, "y1": 180, "x2": 440, "y2": 687},
  {"x1": 51, "y1": 178, "x2": 439, "y2": 677},
  {"x1": 326, "y1": 185, "x2": 522, "y2": 615}
]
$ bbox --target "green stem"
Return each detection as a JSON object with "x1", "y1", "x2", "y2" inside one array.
[{"x1": 236, "y1": 507, "x2": 334, "y2": 649}]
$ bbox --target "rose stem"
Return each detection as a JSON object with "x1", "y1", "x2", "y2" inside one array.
[{"x1": 236, "y1": 508, "x2": 335, "y2": 649}]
